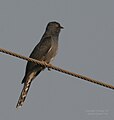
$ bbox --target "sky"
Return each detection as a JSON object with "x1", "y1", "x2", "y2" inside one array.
[{"x1": 0, "y1": 0, "x2": 114, "y2": 120}]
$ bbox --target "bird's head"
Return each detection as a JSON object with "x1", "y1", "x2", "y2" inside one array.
[{"x1": 46, "y1": 21, "x2": 63, "y2": 35}]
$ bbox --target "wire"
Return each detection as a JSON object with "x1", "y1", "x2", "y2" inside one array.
[{"x1": 0, "y1": 47, "x2": 114, "y2": 90}]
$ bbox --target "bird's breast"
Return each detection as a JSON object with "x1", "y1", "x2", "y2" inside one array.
[{"x1": 45, "y1": 38, "x2": 58, "y2": 63}]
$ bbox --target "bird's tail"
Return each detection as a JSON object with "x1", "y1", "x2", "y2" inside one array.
[{"x1": 16, "y1": 78, "x2": 32, "y2": 108}]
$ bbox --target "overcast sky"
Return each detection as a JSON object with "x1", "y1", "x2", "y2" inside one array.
[{"x1": 0, "y1": 0, "x2": 114, "y2": 120}]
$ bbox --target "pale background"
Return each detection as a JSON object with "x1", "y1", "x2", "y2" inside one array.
[{"x1": 0, "y1": 0, "x2": 114, "y2": 119}]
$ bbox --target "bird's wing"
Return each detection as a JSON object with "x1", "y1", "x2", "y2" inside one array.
[
  {"x1": 30, "y1": 36, "x2": 52, "y2": 60},
  {"x1": 25, "y1": 36, "x2": 52, "y2": 74}
]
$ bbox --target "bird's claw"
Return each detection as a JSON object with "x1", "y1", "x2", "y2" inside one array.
[{"x1": 48, "y1": 68, "x2": 51, "y2": 71}]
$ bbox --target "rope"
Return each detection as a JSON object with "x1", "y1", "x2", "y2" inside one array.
[{"x1": 0, "y1": 47, "x2": 114, "y2": 90}]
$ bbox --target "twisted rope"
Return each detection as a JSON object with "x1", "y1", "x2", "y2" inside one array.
[{"x1": 0, "y1": 47, "x2": 114, "y2": 90}]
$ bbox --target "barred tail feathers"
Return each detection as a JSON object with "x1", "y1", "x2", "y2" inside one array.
[{"x1": 16, "y1": 72, "x2": 36, "y2": 108}]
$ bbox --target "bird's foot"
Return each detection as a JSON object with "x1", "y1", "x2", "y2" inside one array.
[
  {"x1": 41, "y1": 61, "x2": 47, "y2": 67},
  {"x1": 47, "y1": 63, "x2": 52, "y2": 71},
  {"x1": 41, "y1": 61, "x2": 52, "y2": 71},
  {"x1": 48, "y1": 68, "x2": 51, "y2": 71}
]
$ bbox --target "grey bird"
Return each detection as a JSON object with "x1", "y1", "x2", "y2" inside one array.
[{"x1": 16, "y1": 21, "x2": 63, "y2": 108}]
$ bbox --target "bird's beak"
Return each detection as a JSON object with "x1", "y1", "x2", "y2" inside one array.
[{"x1": 60, "y1": 26, "x2": 64, "y2": 29}]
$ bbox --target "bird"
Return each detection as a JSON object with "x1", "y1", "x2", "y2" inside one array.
[{"x1": 16, "y1": 21, "x2": 63, "y2": 108}]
